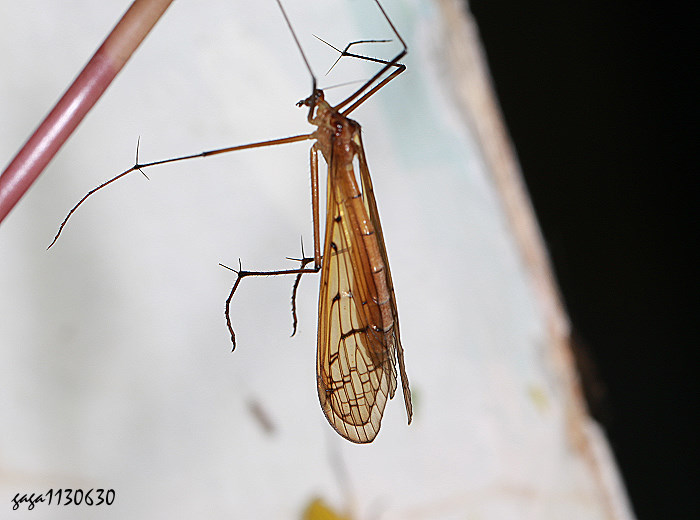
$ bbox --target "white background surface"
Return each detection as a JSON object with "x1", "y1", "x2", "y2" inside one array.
[{"x1": 1, "y1": 1, "x2": 615, "y2": 518}]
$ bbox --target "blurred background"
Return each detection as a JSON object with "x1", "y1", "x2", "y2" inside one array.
[
  {"x1": 2, "y1": 0, "x2": 691, "y2": 518},
  {"x1": 469, "y1": 1, "x2": 695, "y2": 519},
  {"x1": 3, "y1": 1, "x2": 567, "y2": 518}
]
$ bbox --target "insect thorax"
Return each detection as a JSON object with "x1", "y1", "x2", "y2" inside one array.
[{"x1": 308, "y1": 97, "x2": 360, "y2": 166}]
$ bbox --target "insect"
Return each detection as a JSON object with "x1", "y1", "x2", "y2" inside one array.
[{"x1": 50, "y1": 0, "x2": 412, "y2": 443}]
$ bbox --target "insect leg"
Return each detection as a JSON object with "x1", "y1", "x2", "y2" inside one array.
[
  {"x1": 313, "y1": 36, "x2": 393, "y2": 75},
  {"x1": 49, "y1": 133, "x2": 314, "y2": 248},
  {"x1": 222, "y1": 143, "x2": 324, "y2": 349},
  {"x1": 221, "y1": 260, "x2": 320, "y2": 350},
  {"x1": 310, "y1": 144, "x2": 322, "y2": 269}
]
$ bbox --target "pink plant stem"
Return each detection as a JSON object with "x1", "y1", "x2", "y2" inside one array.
[{"x1": 0, "y1": 0, "x2": 175, "y2": 225}]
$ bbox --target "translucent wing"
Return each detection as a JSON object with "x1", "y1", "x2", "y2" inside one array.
[
  {"x1": 355, "y1": 132, "x2": 413, "y2": 422},
  {"x1": 316, "y1": 131, "x2": 412, "y2": 443}
]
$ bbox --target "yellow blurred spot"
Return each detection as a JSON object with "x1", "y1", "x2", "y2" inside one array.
[
  {"x1": 528, "y1": 384, "x2": 550, "y2": 412},
  {"x1": 301, "y1": 497, "x2": 350, "y2": 520}
]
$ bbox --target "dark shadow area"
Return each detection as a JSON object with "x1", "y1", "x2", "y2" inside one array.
[{"x1": 468, "y1": 1, "x2": 696, "y2": 518}]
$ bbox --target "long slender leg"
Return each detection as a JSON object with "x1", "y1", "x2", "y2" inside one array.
[
  {"x1": 333, "y1": 0, "x2": 407, "y2": 112},
  {"x1": 312, "y1": 36, "x2": 406, "y2": 114},
  {"x1": 222, "y1": 260, "x2": 319, "y2": 349},
  {"x1": 49, "y1": 133, "x2": 314, "y2": 248},
  {"x1": 310, "y1": 144, "x2": 322, "y2": 269},
  {"x1": 341, "y1": 64, "x2": 405, "y2": 115},
  {"x1": 313, "y1": 36, "x2": 393, "y2": 74},
  {"x1": 223, "y1": 143, "x2": 325, "y2": 349}
]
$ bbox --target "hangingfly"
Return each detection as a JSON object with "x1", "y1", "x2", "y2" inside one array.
[{"x1": 50, "y1": 0, "x2": 412, "y2": 443}]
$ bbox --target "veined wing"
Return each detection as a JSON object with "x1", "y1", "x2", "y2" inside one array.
[
  {"x1": 355, "y1": 131, "x2": 412, "y2": 423},
  {"x1": 316, "y1": 132, "x2": 411, "y2": 443}
]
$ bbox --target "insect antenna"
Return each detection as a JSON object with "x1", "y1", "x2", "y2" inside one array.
[{"x1": 274, "y1": 0, "x2": 318, "y2": 101}]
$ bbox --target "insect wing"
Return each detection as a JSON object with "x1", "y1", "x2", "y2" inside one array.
[
  {"x1": 356, "y1": 133, "x2": 413, "y2": 423},
  {"x1": 316, "y1": 135, "x2": 409, "y2": 443}
]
